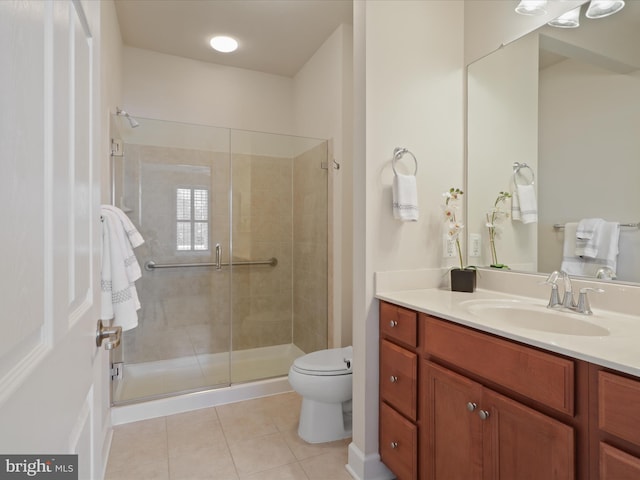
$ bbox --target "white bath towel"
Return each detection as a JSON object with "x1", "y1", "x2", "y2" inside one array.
[
  {"x1": 100, "y1": 206, "x2": 144, "y2": 331},
  {"x1": 101, "y1": 204, "x2": 144, "y2": 247},
  {"x1": 392, "y1": 173, "x2": 419, "y2": 222},
  {"x1": 511, "y1": 184, "x2": 537, "y2": 224},
  {"x1": 561, "y1": 221, "x2": 620, "y2": 277},
  {"x1": 575, "y1": 218, "x2": 604, "y2": 258}
]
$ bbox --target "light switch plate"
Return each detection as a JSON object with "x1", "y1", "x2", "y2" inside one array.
[{"x1": 470, "y1": 233, "x2": 481, "y2": 257}]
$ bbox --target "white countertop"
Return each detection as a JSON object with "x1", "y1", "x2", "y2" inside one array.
[{"x1": 376, "y1": 287, "x2": 640, "y2": 378}]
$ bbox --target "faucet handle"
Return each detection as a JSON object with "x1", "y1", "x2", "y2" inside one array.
[{"x1": 576, "y1": 287, "x2": 604, "y2": 315}]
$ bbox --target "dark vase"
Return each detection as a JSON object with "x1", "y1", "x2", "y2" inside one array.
[{"x1": 450, "y1": 268, "x2": 476, "y2": 293}]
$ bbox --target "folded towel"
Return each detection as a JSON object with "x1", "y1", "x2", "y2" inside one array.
[
  {"x1": 575, "y1": 218, "x2": 604, "y2": 258},
  {"x1": 392, "y1": 173, "x2": 419, "y2": 222},
  {"x1": 561, "y1": 221, "x2": 620, "y2": 277},
  {"x1": 100, "y1": 205, "x2": 144, "y2": 331},
  {"x1": 511, "y1": 184, "x2": 537, "y2": 224}
]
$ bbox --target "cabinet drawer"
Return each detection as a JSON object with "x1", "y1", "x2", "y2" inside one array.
[
  {"x1": 380, "y1": 301, "x2": 417, "y2": 348},
  {"x1": 380, "y1": 401, "x2": 418, "y2": 480},
  {"x1": 424, "y1": 316, "x2": 574, "y2": 416},
  {"x1": 600, "y1": 442, "x2": 640, "y2": 479},
  {"x1": 380, "y1": 339, "x2": 417, "y2": 420},
  {"x1": 599, "y1": 371, "x2": 640, "y2": 445}
]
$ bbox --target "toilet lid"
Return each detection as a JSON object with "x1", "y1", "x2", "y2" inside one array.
[{"x1": 292, "y1": 346, "x2": 353, "y2": 376}]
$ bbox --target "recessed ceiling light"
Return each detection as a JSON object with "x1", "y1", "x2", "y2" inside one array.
[{"x1": 209, "y1": 36, "x2": 238, "y2": 53}]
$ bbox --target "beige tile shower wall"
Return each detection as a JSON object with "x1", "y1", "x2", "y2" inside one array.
[
  {"x1": 120, "y1": 143, "x2": 231, "y2": 364},
  {"x1": 292, "y1": 143, "x2": 328, "y2": 354},
  {"x1": 231, "y1": 154, "x2": 294, "y2": 351}
]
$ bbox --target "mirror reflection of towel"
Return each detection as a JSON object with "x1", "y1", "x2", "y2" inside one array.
[
  {"x1": 561, "y1": 221, "x2": 620, "y2": 277},
  {"x1": 575, "y1": 218, "x2": 604, "y2": 258},
  {"x1": 511, "y1": 184, "x2": 537, "y2": 224}
]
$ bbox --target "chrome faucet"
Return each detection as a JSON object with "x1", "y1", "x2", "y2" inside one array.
[
  {"x1": 559, "y1": 271, "x2": 576, "y2": 309},
  {"x1": 543, "y1": 270, "x2": 604, "y2": 315}
]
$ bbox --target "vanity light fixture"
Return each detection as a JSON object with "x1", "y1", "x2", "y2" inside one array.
[
  {"x1": 585, "y1": 0, "x2": 625, "y2": 19},
  {"x1": 209, "y1": 35, "x2": 238, "y2": 53},
  {"x1": 515, "y1": 0, "x2": 548, "y2": 16},
  {"x1": 547, "y1": 5, "x2": 581, "y2": 28}
]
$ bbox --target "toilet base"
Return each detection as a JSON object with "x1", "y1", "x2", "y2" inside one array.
[{"x1": 298, "y1": 398, "x2": 352, "y2": 444}]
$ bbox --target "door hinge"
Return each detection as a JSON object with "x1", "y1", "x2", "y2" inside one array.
[
  {"x1": 111, "y1": 362, "x2": 123, "y2": 381},
  {"x1": 111, "y1": 138, "x2": 124, "y2": 157}
]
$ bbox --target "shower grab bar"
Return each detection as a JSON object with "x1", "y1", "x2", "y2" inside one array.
[{"x1": 144, "y1": 257, "x2": 278, "y2": 271}]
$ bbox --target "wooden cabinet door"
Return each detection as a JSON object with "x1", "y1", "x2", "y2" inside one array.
[
  {"x1": 600, "y1": 442, "x2": 640, "y2": 479},
  {"x1": 423, "y1": 361, "x2": 483, "y2": 480},
  {"x1": 482, "y1": 388, "x2": 575, "y2": 480}
]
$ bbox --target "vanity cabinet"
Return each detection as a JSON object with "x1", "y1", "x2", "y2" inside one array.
[
  {"x1": 424, "y1": 361, "x2": 574, "y2": 479},
  {"x1": 379, "y1": 300, "x2": 590, "y2": 480},
  {"x1": 590, "y1": 367, "x2": 640, "y2": 479},
  {"x1": 379, "y1": 302, "x2": 419, "y2": 480}
]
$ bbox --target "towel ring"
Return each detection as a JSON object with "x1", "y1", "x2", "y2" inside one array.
[
  {"x1": 513, "y1": 162, "x2": 534, "y2": 186},
  {"x1": 392, "y1": 147, "x2": 418, "y2": 176}
]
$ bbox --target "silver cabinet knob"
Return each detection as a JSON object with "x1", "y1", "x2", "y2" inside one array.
[
  {"x1": 390, "y1": 441, "x2": 399, "y2": 449},
  {"x1": 389, "y1": 320, "x2": 398, "y2": 327},
  {"x1": 390, "y1": 375, "x2": 398, "y2": 383},
  {"x1": 479, "y1": 410, "x2": 490, "y2": 420},
  {"x1": 466, "y1": 402, "x2": 477, "y2": 412}
]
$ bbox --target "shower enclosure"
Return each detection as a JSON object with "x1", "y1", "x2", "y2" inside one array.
[{"x1": 109, "y1": 115, "x2": 328, "y2": 405}]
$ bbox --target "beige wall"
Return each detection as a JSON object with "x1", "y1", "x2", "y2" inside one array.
[
  {"x1": 122, "y1": 47, "x2": 294, "y2": 133},
  {"x1": 538, "y1": 59, "x2": 640, "y2": 280},
  {"x1": 350, "y1": 1, "x2": 465, "y2": 478}
]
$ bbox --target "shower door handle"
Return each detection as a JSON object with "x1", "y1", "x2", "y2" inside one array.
[{"x1": 215, "y1": 243, "x2": 222, "y2": 270}]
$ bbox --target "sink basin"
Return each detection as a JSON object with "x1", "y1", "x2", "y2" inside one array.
[{"x1": 461, "y1": 299, "x2": 610, "y2": 337}]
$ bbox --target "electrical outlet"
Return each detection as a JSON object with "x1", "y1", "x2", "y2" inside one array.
[
  {"x1": 443, "y1": 234, "x2": 457, "y2": 258},
  {"x1": 470, "y1": 233, "x2": 482, "y2": 257}
]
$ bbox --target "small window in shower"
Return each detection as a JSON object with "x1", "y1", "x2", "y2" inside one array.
[{"x1": 176, "y1": 187, "x2": 209, "y2": 251}]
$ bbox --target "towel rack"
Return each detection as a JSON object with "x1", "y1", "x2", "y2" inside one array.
[
  {"x1": 144, "y1": 257, "x2": 278, "y2": 271},
  {"x1": 513, "y1": 162, "x2": 535, "y2": 186},
  {"x1": 553, "y1": 222, "x2": 640, "y2": 230},
  {"x1": 392, "y1": 147, "x2": 418, "y2": 176}
]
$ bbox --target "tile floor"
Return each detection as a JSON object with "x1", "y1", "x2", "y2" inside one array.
[{"x1": 105, "y1": 392, "x2": 353, "y2": 480}]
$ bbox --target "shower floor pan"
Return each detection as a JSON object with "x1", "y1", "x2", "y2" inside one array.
[{"x1": 113, "y1": 343, "x2": 305, "y2": 404}]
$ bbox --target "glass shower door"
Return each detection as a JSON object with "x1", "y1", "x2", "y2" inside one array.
[
  {"x1": 228, "y1": 129, "x2": 329, "y2": 384},
  {"x1": 110, "y1": 116, "x2": 232, "y2": 404}
]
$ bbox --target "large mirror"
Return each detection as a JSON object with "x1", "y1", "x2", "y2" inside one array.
[{"x1": 467, "y1": 1, "x2": 640, "y2": 284}]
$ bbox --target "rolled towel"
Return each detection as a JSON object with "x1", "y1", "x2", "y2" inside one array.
[{"x1": 392, "y1": 173, "x2": 419, "y2": 222}]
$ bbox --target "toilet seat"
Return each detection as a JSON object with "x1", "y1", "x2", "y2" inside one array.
[{"x1": 292, "y1": 346, "x2": 353, "y2": 376}]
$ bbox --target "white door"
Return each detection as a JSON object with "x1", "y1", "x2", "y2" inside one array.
[{"x1": 0, "y1": 1, "x2": 105, "y2": 479}]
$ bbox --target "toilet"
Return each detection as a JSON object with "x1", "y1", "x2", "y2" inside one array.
[{"x1": 288, "y1": 346, "x2": 353, "y2": 444}]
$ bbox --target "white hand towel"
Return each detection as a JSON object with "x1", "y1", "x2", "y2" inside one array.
[
  {"x1": 561, "y1": 221, "x2": 620, "y2": 277},
  {"x1": 100, "y1": 207, "x2": 144, "y2": 331},
  {"x1": 392, "y1": 173, "x2": 419, "y2": 222},
  {"x1": 575, "y1": 218, "x2": 604, "y2": 258},
  {"x1": 511, "y1": 184, "x2": 537, "y2": 224}
]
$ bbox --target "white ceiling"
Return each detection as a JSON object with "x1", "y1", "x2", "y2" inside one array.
[{"x1": 114, "y1": 0, "x2": 353, "y2": 78}]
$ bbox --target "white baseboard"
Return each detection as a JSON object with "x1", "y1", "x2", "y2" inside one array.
[{"x1": 346, "y1": 442, "x2": 395, "y2": 480}]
